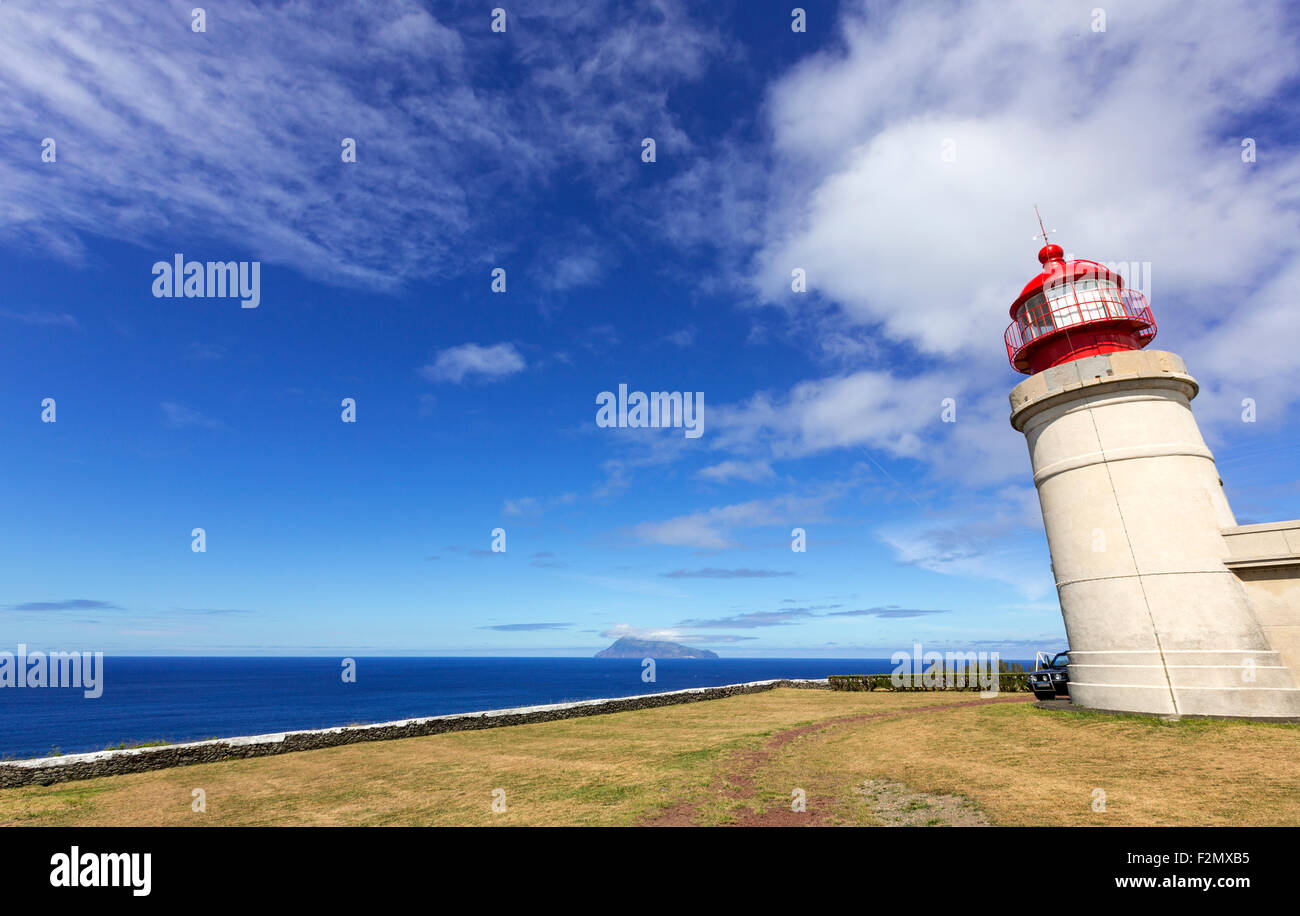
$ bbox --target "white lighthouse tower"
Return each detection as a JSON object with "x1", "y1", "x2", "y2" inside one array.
[{"x1": 1006, "y1": 225, "x2": 1300, "y2": 718}]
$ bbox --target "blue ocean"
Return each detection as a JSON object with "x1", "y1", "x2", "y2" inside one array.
[{"x1": 0, "y1": 656, "x2": 918, "y2": 759}]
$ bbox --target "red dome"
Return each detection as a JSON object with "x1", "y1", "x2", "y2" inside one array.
[
  {"x1": 1037, "y1": 243, "x2": 1064, "y2": 264},
  {"x1": 1008, "y1": 252, "x2": 1124, "y2": 319}
]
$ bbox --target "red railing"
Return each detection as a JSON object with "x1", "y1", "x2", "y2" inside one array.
[{"x1": 1005, "y1": 286, "x2": 1155, "y2": 368}]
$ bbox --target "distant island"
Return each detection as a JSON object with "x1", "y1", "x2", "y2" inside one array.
[{"x1": 595, "y1": 637, "x2": 719, "y2": 659}]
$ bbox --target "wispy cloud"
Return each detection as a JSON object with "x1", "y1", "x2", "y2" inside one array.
[
  {"x1": 662, "y1": 327, "x2": 696, "y2": 348},
  {"x1": 711, "y1": 370, "x2": 956, "y2": 463},
  {"x1": 671, "y1": 603, "x2": 947, "y2": 630},
  {"x1": 630, "y1": 496, "x2": 826, "y2": 549},
  {"x1": 479, "y1": 622, "x2": 571, "y2": 632},
  {"x1": 185, "y1": 343, "x2": 225, "y2": 361},
  {"x1": 0, "y1": 309, "x2": 80, "y2": 329},
  {"x1": 695, "y1": 460, "x2": 775, "y2": 484},
  {"x1": 539, "y1": 252, "x2": 604, "y2": 292},
  {"x1": 502, "y1": 493, "x2": 577, "y2": 518},
  {"x1": 6, "y1": 598, "x2": 120, "y2": 612},
  {"x1": 876, "y1": 487, "x2": 1051, "y2": 599},
  {"x1": 677, "y1": 609, "x2": 816, "y2": 629},
  {"x1": 0, "y1": 1, "x2": 723, "y2": 286},
  {"x1": 419, "y1": 343, "x2": 525, "y2": 384},
  {"x1": 161, "y1": 401, "x2": 227, "y2": 431},
  {"x1": 598, "y1": 623, "x2": 754, "y2": 645},
  {"x1": 662, "y1": 568, "x2": 795, "y2": 579},
  {"x1": 827, "y1": 606, "x2": 950, "y2": 619}
]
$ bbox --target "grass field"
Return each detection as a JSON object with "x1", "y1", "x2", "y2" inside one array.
[{"x1": 2, "y1": 689, "x2": 1297, "y2": 826}]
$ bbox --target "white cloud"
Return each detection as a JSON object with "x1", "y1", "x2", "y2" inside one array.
[
  {"x1": 502, "y1": 493, "x2": 577, "y2": 517},
  {"x1": 419, "y1": 343, "x2": 525, "y2": 384},
  {"x1": 631, "y1": 515, "x2": 736, "y2": 550},
  {"x1": 600, "y1": 623, "x2": 684, "y2": 641},
  {"x1": 712, "y1": 369, "x2": 957, "y2": 462},
  {"x1": 750, "y1": 0, "x2": 1300, "y2": 375},
  {"x1": 502, "y1": 497, "x2": 542, "y2": 518},
  {"x1": 160, "y1": 401, "x2": 226, "y2": 430},
  {"x1": 543, "y1": 253, "x2": 604, "y2": 292},
  {"x1": 598, "y1": 622, "x2": 737, "y2": 645},
  {"x1": 650, "y1": 0, "x2": 1300, "y2": 493},
  {"x1": 663, "y1": 327, "x2": 697, "y2": 348},
  {"x1": 630, "y1": 496, "x2": 826, "y2": 549},
  {"x1": 878, "y1": 519, "x2": 1053, "y2": 601},
  {"x1": 0, "y1": 309, "x2": 80, "y2": 329},
  {"x1": 696, "y1": 460, "x2": 776, "y2": 484}
]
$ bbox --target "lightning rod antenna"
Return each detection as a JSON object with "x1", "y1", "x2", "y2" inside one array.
[{"x1": 1034, "y1": 204, "x2": 1051, "y2": 245}]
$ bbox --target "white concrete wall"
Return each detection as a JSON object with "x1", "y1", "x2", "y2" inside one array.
[
  {"x1": 1222, "y1": 521, "x2": 1300, "y2": 685},
  {"x1": 1010, "y1": 350, "x2": 1300, "y2": 718}
]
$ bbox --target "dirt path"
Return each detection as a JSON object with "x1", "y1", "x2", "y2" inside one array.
[
  {"x1": 854, "y1": 777, "x2": 990, "y2": 826},
  {"x1": 641, "y1": 694, "x2": 1030, "y2": 826}
]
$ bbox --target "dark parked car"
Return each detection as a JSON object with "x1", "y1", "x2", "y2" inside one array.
[{"x1": 1029, "y1": 651, "x2": 1070, "y2": 700}]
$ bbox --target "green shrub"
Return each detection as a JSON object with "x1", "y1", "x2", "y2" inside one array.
[{"x1": 828, "y1": 671, "x2": 1032, "y2": 693}]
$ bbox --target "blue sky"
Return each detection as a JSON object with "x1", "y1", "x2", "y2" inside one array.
[{"x1": 2, "y1": 0, "x2": 1299, "y2": 656}]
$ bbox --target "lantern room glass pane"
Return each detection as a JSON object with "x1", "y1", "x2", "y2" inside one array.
[
  {"x1": 1018, "y1": 292, "x2": 1052, "y2": 340},
  {"x1": 1017, "y1": 277, "x2": 1122, "y2": 337}
]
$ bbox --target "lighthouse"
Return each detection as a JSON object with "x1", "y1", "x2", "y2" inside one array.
[{"x1": 1006, "y1": 224, "x2": 1300, "y2": 718}]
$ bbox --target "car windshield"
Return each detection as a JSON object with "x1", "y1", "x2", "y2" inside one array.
[{"x1": 1051, "y1": 653, "x2": 1069, "y2": 668}]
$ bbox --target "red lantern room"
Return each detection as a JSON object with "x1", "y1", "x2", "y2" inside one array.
[{"x1": 1004, "y1": 226, "x2": 1156, "y2": 375}]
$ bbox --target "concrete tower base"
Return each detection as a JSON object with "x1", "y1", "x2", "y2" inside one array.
[{"x1": 1010, "y1": 350, "x2": 1300, "y2": 718}]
